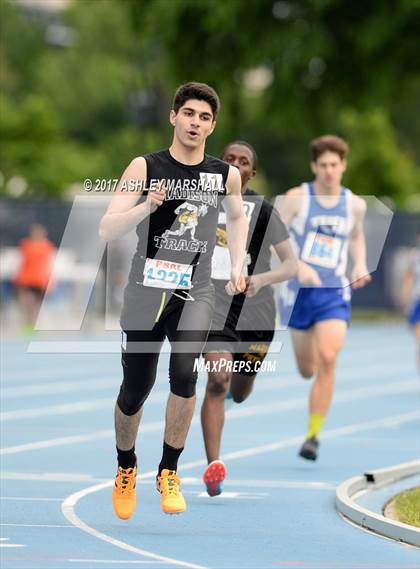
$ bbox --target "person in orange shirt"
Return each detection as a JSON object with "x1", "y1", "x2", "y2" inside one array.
[{"x1": 15, "y1": 223, "x2": 55, "y2": 330}]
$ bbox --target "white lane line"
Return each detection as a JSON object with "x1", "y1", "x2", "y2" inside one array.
[
  {"x1": 69, "y1": 561, "x2": 165, "y2": 565},
  {"x1": 0, "y1": 472, "x2": 107, "y2": 482},
  {"x1": 61, "y1": 411, "x2": 418, "y2": 569},
  {"x1": 0, "y1": 430, "x2": 114, "y2": 455},
  {"x1": 1, "y1": 336, "x2": 412, "y2": 385},
  {"x1": 2, "y1": 378, "x2": 118, "y2": 398},
  {"x1": 0, "y1": 374, "x2": 419, "y2": 422},
  {"x1": 0, "y1": 473, "x2": 335, "y2": 490},
  {"x1": 1, "y1": 496, "x2": 63, "y2": 501},
  {"x1": 1, "y1": 358, "x2": 414, "y2": 405},
  {"x1": 173, "y1": 477, "x2": 336, "y2": 490},
  {"x1": 1, "y1": 365, "x2": 119, "y2": 383},
  {"x1": 1, "y1": 523, "x2": 75, "y2": 528},
  {"x1": 0, "y1": 538, "x2": 24, "y2": 548},
  {"x1": 196, "y1": 491, "x2": 266, "y2": 499},
  {"x1": 219, "y1": 412, "x2": 419, "y2": 462},
  {"x1": 2, "y1": 379, "x2": 418, "y2": 454},
  {"x1": 62, "y1": 491, "x2": 208, "y2": 569},
  {"x1": 1, "y1": 343, "x2": 413, "y2": 388},
  {"x1": 0, "y1": 417, "x2": 165, "y2": 456},
  {"x1": 0, "y1": 471, "x2": 108, "y2": 482},
  {"x1": 0, "y1": 375, "x2": 291, "y2": 399},
  {"x1": 1, "y1": 383, "x2": 179, "y2": 421},
  {"x1": 226, "y1": 379, "x2": 419, "y2": 420},
  {"x1": 0, "y1": 398, "x2": 115, "y2": 422}
]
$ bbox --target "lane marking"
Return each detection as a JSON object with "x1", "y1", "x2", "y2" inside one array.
[
  {"x1": 273, "y1": 560, "x2": 419, "y2": 569},
  {"x1": 0, "y1": 431, "x2": 114, "y2": 455},
  {"x1": 2, "y1": 379, "x2": 417, "y2": 455},
  {"x1": 0, "y1": 472, "x2": 107, "y2": 482},
  {"x1": 226, "y1": 380, "x2": 418, "y2": 421},
  {"x1": 0, "y1": 475, "x2": 335, "y2": 490},
  {"x1": 0, "y1": 419, "x2": 162, "y2": 455},
  {"x1": 1, "y1": 523, "x2": 75, "y2": 528},
  {"x1": 69, "y1": 560, "x2": 166, "y2": 565},
  {"x1": 220, "y1": 411, "x2": 419, "y2": 462},
  {"x1": 2, "y1": 378, "x2": 118, "y2": 398},
  {"x1": 0, "y1": 398, "x2": 115, "y2": 422},
  {"x1": 1, "y1": 496, "x2": 63, "y2": 501},
  {"x1": 174, "y1": 478, "x2": 336, "y2": 490},
  {"x1": 1, "y1": 334, "x2": 414, "y2": 388},
  {"x1": 61, "y1": 411, "x2": 418, "y2": 569},
  {"x1": 196, "y1": 491, "x2": 267, "y2": 499},
  {"x1": 0, "y1": 538, "x2": 25, "y2": 548}
]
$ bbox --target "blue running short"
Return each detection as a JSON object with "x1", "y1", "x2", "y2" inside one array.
[
  {"x1": 280, "y1": 287, "x2": 351, "y2": 330},
  {"x1": 408, "y1": 300, "x2": 420, "y2": 326}
]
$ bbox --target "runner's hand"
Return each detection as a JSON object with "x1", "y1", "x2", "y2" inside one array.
[
  {"x1": 147, "y1": 180, "x2": 166, "y2": 213},
  {"x1": 297, "y1": 261, "x2": 322, "y2": 287},
  {"x1": 225, "y1": 267, "x2": 246, "y2": 295},
  {"x1": 245, "y1": 274, "x2": 265, "y2": 297},
  {"x1": 351, "y1": 265, "x2": 372, "y2": 289}
]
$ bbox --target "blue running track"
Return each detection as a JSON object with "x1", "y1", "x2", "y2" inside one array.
[{"x1": 1, "y1": 322, "x2": 419, "y2": 569}]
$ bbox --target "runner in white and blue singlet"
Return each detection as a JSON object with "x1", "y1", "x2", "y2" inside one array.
[
  {"x1": 279, "y1": 180, "x2": 354, "y2": 330},
  {"x1": 277, "y1": 135, "x2": 371, "y2": 461}
]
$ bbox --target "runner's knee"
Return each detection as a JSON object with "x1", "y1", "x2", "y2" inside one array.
[
  {"x1": 297, "y1": 359, "x2": 315, "y2": 379},
  {"x1": 117, "y1": 383, "x2": 151, "y2": 416},
  {"x1": 207, "y1": 371, "x2": 231, "y2": 396},
  {"x1": 169, "y1": 357, "x2": 198, "y2": 398},
  {"x1": 317, "y1": 347, "x2": 337, "y2": 369},
  {"x1": 231, "y1": 390, "x2": 247, "y2": 403},
  {"x1": 117, "y1": 352, "x2": 157, "y2": 415}
]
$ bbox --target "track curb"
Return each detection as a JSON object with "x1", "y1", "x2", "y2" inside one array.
[{"x1": 335, "y1": 459, "x2": 420, "y2": 547}]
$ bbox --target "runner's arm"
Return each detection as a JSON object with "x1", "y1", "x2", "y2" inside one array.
[
  {"x1": 223, "y1": 166, "x2": 248, "y2": 292},
  {"x1": 400, "y1": 263, "x2": 414, "y2": 310},
  {"x1": 276, "y1": 187, "x2": 321, "y2": 286},
  {"x1": 245, "y1": 239, "x2": 298, "y2": 297},
  {"x1": 275, "y1": 187, "x2": 301, "y2": 226},
  {"x1": 260, "y1": 239, "x2": 298, "y2": 286},
  {"x1": 99, "y1": 157, "x2": 165, "y2": 241}
]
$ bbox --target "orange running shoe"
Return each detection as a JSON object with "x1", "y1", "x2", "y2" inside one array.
[
  {"x1": 156, "y1": 469, "x2": 186, "y2": 514},
  {"x1": 203, "y1": 459, "x2": 226, "y2": 496},
  {"x1": 112, "y1": 465, "x2": 137, "y2": 520}
]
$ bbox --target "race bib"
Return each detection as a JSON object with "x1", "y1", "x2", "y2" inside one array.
[
  {"x1": 143, "y1": 258, "x2": 192, "y2": 289},
  {"x1": 199, "y1": 172, "x2": 224, "y2": 193},
  {"x1": 301, "y1": 231, "x2": 341, "y2": 269}
]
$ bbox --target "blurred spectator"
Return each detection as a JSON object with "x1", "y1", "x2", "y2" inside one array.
[
  {"x1": 14, "y1": 223, "x2": 55, "y2": 332},
  {"x1": 400, "y1": 226, "x2": 420, "y2": 362}
]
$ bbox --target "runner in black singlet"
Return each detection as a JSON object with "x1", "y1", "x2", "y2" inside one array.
[
  {"x1": 99, "y1": 83, "x2": 248, "y2": 518},
  {"x1": 201, "y1": 141, "x2": 298, "y2": 497}
]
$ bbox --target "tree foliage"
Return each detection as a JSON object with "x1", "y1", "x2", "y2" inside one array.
[{"x1": 0, "y1": 0, "x2": 419, "y2": 206}]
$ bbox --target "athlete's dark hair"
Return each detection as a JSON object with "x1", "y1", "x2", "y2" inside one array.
[
  {"x1": 221, "y1": 140, "x2": 258, "y2": 169},
  {"x1": 310, "y1": 135, "x2": 349, "y2": 162},
  {"x1": 172, "y1": 82, "x2": 220, "y2": 118}
]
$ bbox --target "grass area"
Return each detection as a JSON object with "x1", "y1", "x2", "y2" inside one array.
[
  {"x1": 394, "y1": 487, "x2": 420, "y2": 528},
  {"x1": 351, "y1": 308, "x2": 404, "y2": 322}
]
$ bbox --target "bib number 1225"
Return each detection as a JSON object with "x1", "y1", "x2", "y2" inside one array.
[{"x1": 143, "y1": 258, "x2": 192, "y2": 289}]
